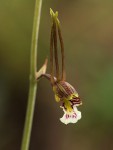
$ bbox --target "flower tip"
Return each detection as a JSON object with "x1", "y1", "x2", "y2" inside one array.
[
  {"x1": 55, "y1": 11, "x2": 58, "y2": 17},
  {"x1": 50, "y1": 8, "x2": 53, "y2": 15},
  {"x1": 50, "y1": 8, "x2": 58, "y2": 18},
  {"x1": 50, "y1": 8, "x2": 55, "y2": 17}
]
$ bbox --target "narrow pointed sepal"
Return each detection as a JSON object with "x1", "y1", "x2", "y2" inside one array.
[{"x1": 36, "y1": 58, "x2": 48, "y2": 80}]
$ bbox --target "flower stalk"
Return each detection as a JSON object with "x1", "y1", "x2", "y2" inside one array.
[{"x1": 21, "y1": 0, "x2": 43, "y2": 150}]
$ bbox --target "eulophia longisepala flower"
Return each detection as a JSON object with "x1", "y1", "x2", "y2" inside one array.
[{"x1": 37, "y1": 9, "x2": 82, "y2": 125}]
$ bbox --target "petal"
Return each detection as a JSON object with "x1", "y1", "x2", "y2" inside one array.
[
  {"x1": 60, "y1": 106, "x2": 81, "y2": 125},
  {"x1": 55, "y1": 94, "x2": 61, "y2": 102},
  {"x1": 73, "y1": 105, "x2": 82, "y2": 120}
]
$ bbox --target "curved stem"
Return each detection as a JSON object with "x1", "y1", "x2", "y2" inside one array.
[{"x1": 21, "y1": 0, "x2": 42, "y2": 150}]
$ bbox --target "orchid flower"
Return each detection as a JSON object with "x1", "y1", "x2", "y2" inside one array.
[{"x1": 37, "y1": 9, "x2": 82, "y2": 125}]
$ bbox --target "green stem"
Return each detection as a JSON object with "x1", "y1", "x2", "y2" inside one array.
[{"x1": 21, "y1": 0, "x2": 42, "y2": 150}]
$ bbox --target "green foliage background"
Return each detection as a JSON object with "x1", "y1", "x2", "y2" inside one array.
[{"x1": 0, "y1": 0, "x2": 113, "y2": 150}]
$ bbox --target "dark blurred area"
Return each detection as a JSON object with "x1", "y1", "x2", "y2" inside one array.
[{"x1": 0, "y1": 0, "x2": 113, "y2": 150}]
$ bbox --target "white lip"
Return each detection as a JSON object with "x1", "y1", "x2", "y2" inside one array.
[{"x1": 60, "y1": 105, "x2": 82, "y2": 125}]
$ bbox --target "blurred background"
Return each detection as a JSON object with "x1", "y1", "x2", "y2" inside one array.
[{"x1": 0, "y1": 0, "x2": 113, "y2": 150}]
